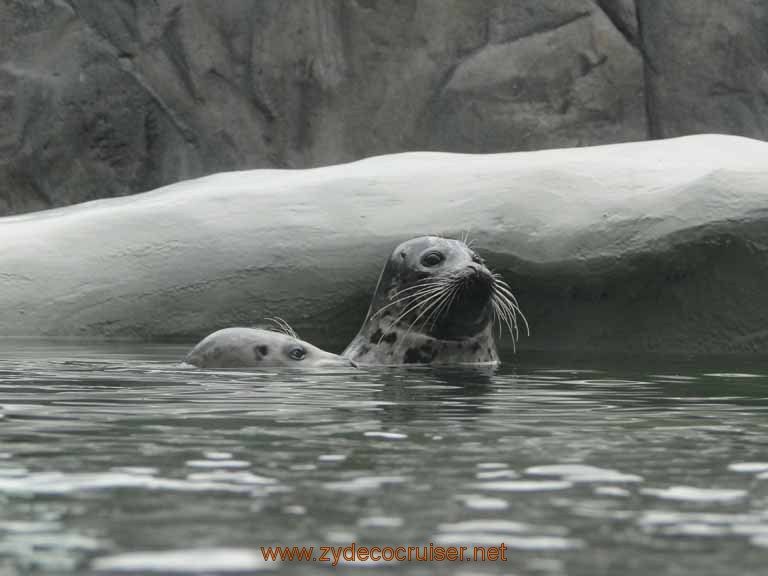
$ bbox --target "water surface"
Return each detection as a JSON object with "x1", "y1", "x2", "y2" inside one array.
[{"x1": 1, "y1": 342, "x2": 768, "y2": 575}]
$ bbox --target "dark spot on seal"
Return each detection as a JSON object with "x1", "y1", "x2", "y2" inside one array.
[
  {"x1": 382, "y1": 332, "x2": 397, "y2": 344},
  {"x1": 259, "y1": 345, "x2": 269, "y2": 356},
  {"x1": 370, "y1": 328, "x2": 383, "y2": 343},
  {"x1": 419, "y1": 344, "x2": 438, "y2": 361},
  {"x1": 253, "y1": 344, "x2": 268, "y2": 360},
  {"x1": 404, "y1": 348, "x2": 421, "y2": 364},
  {"x1": 487, "y1": 347, "x2": 493, "y2": 356},
  {"x1": 457, "y1": 342, "x2": 463, "y2": 349},
  {"x1": 472, "y1": 342, "x2": 480, "y2": 353},
  {"x1": 404, "y1": 345, "x2": 435, "y2": 364}
]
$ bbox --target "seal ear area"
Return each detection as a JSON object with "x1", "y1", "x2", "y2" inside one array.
[{"x1": 252, "y1": 344, "x2": 270, "y2": 361}]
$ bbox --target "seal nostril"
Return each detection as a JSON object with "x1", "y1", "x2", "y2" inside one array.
[{"x1": 467, "y1": 263, "x2": 488, "y2": 281}]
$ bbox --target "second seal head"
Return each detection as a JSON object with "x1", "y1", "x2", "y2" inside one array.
[{"x1": 343, "y1": 236, "x2": 527, "y2": 366}]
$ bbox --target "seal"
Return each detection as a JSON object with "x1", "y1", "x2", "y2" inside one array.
[
  {"x1": 343, "y1": 236, "x2": 527, "y2": 366},
  {"x1": 185, "y1": 318, "x2": 355, "y2": 369}
]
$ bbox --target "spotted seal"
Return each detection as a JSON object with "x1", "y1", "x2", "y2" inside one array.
[
  {"x1": 185, "y1": 318, "x2": 355, "y2": 369},
  {"x1": 343, "y1": 236, "x2": 527, "y2": 366}
]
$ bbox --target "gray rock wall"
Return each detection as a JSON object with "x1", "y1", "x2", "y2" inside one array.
[{"x1": 1, "y1": 0, "x2": 765, "y2": 215}]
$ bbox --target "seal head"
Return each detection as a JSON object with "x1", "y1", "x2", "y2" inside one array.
[
  {"x1": 186, "y1": 321, "x2": 355, "y2": 369},
  {"x1": 343, "y1": 236, "x2": 526, "y2": 365}
]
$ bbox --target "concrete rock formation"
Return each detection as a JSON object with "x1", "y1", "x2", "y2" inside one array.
[
  {"x1": 1, "y1": 135, "x2": 767, "y2": 354},
  {"x1": 2, "y1": 0, "x2": 766, "y2": 214}
]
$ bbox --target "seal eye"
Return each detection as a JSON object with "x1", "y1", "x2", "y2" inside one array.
[
  {"x1": 289, "y1": 347, "x2": 306, "y2": 361},
  {"x1": 421, "y1": 251, "x2": 444, "y2": 267}
]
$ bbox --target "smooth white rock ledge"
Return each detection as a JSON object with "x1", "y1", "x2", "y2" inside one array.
[{"x1": 1, "y1": 134, "x2": 767, "y2": 353}]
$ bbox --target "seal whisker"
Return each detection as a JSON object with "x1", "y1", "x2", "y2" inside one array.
[
  {"x1": 491, "y1": 276, "x2": 528, "y2": 324},
  {"x1": 426, "y1": 280, "x2": 458, "y2": 331},
  {"x1": 493, "y1": 285, "x2": 530, "y2": 343},
  {"x1": 491, "y1": 274, "x2": 523, "y2": 308},
  {"x1": 371, "y1": 282, "x2": 449, "y2": 320},
  {"x1": 497, "y1": 288, "x2": 530, "y2": 337},
  {"x1": 378, "y1": 280, "x2": 450, "y2": 307},
  {"x1": 500, "y1": 298, "x2": 520, "y2": 348},
  {"x1": 382, "y1": 283, "x2": 454, "y2": 354},
  {"x1": 492, "y1": 286, "x2": 526, "y2": 331},
  {"x1": 493, "y1": 288, "x2": 519, "y2": 335},
  {"x1": 492, "y1": 299, "x2": 516, "y2": 352},
  {"x1": 384, "y1": 282, "x2": 452, "y2": 335},
  {"x1": 381, "y1": 289, "x2": 447, "y2": 336},
  {"x1": 491, "y1": 300, "x2": 504, "y2": 341},
  {"x1": 400, "y1": 283, "x2": 455, "y2": 346},
  {"x1": 427, "y1": 279, "x2": 462, "y2": 333},
  {"x1": 493, "y1": 287, "x2": 519, "y2": 309},
  {"x1": 389, "y1": 280, "x2": 449, "y2": 300},
  {"x1": 391, "y1": 280, "x2": 449, "y2": 295},
  {"x1": 265, "y1": 316, "x2": 299, "y2": 339},
  {"x1": 492, "y1": 296, "x2": 517, "y2": 349},
  {"x1": 421, "y1": 278, "x2": 459, "y2": 334}
]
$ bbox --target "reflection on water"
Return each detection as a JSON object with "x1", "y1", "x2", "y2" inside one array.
[{"x1": 1, "y1": 342, "x2": 768, "y2": 575}]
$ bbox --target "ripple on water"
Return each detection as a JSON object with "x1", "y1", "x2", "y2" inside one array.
[
  {"x1": 639, "y1": 511, "x2": 768, "y2": 540},
  {"x1": 203, "y1": 451, "x2": 233, "y2": 460},
  {"x1": 357, "y1": 516, "x2": 404, "y2": 528},
  {"x1": 317, "y1": 454, "x2": 347, "y2": 462},
  {"x1": 593, "y1": 486, "x2": 631, "y2": 498},
  {"x1": 455, "y1": 494, "x2": 509, "y2": 511},
  {"x1": 476, "y1": 462, "x2": 509, "y2": 470},
  {"x1": 640, "y1": 486, "x2": 748, "y2": 503},
  {"x1": 728, "y1": 462, "x2": 768, "y2": 473},
  {"x1": 91, "y1": 548, "x2": 274, "y2": 573},
  {"x1": 475, "y1": 470, "x2": 520, "y2": 481},
  {"x1": 0, "y1": 471, "x2": 280, "y2": 496},
  {"x1": 185, "y1": 470, "x2": 278, "y2": 486},
  {"x1": 363, "y1": 431, "x2": 408, "y2": 440},
  {"x1": 185, "y1": 459, "x2": 252, "y2": 469},
  {"x1": 526, "y1": 464, "x2": 643, "y2": 483},
  {"x1": 703, "y1": 373, "x2": 764, "y2": 379},
  {"x1": 3, "y1": 347, "x2": 768, "y2": 576},
  {"x1": 1, "y1": 527, "x2": 104, "y2": 572},
  {"x1": 434, "y1": 519, "x2": 581, "y2": 551},
  {"x1": 323, "y1": 475, "x2": 408, "y2": 493},
  {"x1": 472, "y1": 480, "x2": 573, "y2": 492}
]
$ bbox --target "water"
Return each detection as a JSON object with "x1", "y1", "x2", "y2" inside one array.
[{"x1": 1, "y1": 342, "x2": 768, "y2": 575}]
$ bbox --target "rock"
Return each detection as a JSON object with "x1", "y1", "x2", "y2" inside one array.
[
  {"x1": 8, "y1": 0, "x2": 766, "y2": 215},
  {"x1": 636, "y1": 0, "x2": 768, "y2": 139},
  {"x1": 1, "y1": 134, "x2": 767, "y2": 354},
  {"x1": 422, "y1": 0, "x2": 647, "y2": 152}
]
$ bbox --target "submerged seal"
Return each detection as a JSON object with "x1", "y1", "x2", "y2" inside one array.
[
  {"x1": 186, "y1": 319, "x2": 355, "y2": 369},
  {"x1": 343, "y1": 236, "x2": 527, "y2": 366}
]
